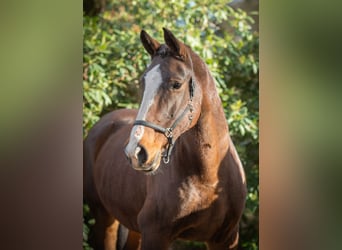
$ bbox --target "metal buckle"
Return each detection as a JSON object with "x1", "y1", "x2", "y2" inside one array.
[
  {"x1": 164, "y1": 128, "x2": 173, "y2": 138},
  {"x1": 188, "y1": 102, "x2": 194, "y2": 113}
]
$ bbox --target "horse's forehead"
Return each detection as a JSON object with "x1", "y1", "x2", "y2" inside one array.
[
  {"x1": 146, "y1": 58, "x2": 186, "y2": 79},
  {"x1": 144, "y1": 64, "x2": 162, "y2": 82}
]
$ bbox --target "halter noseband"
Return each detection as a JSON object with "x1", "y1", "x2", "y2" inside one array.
[{"x1": 133, "y1": 77, "x2": 195, "y2": 164}]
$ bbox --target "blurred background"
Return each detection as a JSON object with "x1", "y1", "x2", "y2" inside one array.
[{"x1": 82, "y1": 0, "x2": 259, "y2": 249}]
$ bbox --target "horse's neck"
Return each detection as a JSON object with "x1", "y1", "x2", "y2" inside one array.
[
  {"x1": 182, "y1": 56, "x2": 230, "y2": 184},
  {"x1": 195, "y1": 53, "x2": 229, "y2": 155},
  {"x1": 197, "y1": 81, "x2": 229, "y2": 180}
]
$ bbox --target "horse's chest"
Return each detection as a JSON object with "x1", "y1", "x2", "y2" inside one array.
[{"x1": 176, "y1": 179, "x2": 219, "y2": 219}]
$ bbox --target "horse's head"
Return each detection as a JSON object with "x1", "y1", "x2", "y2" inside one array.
[{"x1": 125, "y1": 28, "x2": 202, "y2": 173}]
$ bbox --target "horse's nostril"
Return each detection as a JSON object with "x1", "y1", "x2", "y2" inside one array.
[{"x1": 135, "y1": 145, "x2": 148, "y2": 165}]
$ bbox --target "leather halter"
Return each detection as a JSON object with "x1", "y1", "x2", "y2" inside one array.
[{"x1": 133, "y1": 76, "x2": 195, "y2": 164}]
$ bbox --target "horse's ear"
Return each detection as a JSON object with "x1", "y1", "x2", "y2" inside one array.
[
  {"x1": 140, "y1": 30, "x2": 160, "y2": 57},
  {"x1": 163, "y1": 28, "x2": 186, "y2": 59}
]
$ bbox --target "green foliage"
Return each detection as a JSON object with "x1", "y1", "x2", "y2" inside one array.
[
  {"x1": 83, "y1": 1, "x2": 258, "y2": 249},
  {"x1": 83, "y1": 204, "x2": 94, "y2": 250}
]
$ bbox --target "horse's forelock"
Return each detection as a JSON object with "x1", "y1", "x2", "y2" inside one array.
[{"x1": 156, "y1": 45, "x2": 169, "y2": 58}]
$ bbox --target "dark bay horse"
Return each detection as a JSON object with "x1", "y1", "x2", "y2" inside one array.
[{"x1": 84, "y1": 28, "x2": 247, "y2": 250}]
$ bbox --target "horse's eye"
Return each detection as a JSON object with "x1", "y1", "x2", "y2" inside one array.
[{"x1": 172, "y1": 82, "x2": 182, "y2": 90}]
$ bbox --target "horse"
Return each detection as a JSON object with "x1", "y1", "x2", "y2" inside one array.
[{"x1": 84, "y1": 28, "x2": 247, "y2": 250}]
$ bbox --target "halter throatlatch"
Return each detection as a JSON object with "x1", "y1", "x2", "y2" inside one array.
[{"x1": 133, "y1": 77, "x2": 195, "y2": 164}]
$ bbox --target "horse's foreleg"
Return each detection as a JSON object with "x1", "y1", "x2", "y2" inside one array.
[
  {"x1": 122, "y1": 228, "x2": 141, "y2": 250},
  {"x1": 229, "y1": 231, "x2": 239, "y2": 250},
  {"x1": 88, "y1": 205, "x2": 117, "y2": 250},
  {"x1": 207, "y1": 229, "x2": 239, "y2": 250},
  {"x1": 137, "y1": 203, "x2": 172, "y2": 250},
  {"x1": 139, "y1": 233, "x2": 170, "y2": 250},
  {"x1": 104, "y1": 220, "x2": 120, "y2": 250}
]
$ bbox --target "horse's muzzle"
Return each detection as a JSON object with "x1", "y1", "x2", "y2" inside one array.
[
  {"x1": 125, "y1": 145, "x2": 161, "y2": 173},
  {"x1": 125, "y1": 144, "x2": 147, "y2": 164}
]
